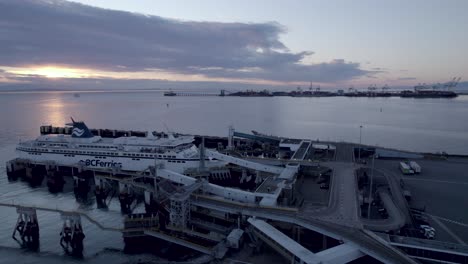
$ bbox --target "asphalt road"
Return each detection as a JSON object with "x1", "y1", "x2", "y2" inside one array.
[{"x1": 374, "y1": 158, "x2": 468, "y2": 244}]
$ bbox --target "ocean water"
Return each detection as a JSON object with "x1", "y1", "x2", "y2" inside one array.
[
  {"x1": 0, "y1": 90, "x2": 467, "y2": 263},
  {"x1": 1, "y1": 91, "x2": 468, "y2": 154}
]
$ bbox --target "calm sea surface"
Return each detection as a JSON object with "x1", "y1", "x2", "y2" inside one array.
[{"x1": 0, "y1": 90, "x2": 467, "y2": 263}]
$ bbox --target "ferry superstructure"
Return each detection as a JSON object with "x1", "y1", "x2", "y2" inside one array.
[{"x1": 16, "y1": 119, "x2": 223, "y2": 173}]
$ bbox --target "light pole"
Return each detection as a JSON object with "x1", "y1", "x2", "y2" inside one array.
[
  {"x1": 367, "y1": 154, "x2": 375, "y2": 219},
  {"x1": 358, "y1": 125, "x2": 363, "y2": 162}
]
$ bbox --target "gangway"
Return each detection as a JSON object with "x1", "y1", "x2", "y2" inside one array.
[
  {"x1": 278, "y1": 163, "x2": 300, "y2": 181},
  {"x1": 247, "y1": 217, "x2": 364, "y2": 264},
  {"x1": 0, "y1": 202, "x2": 122, "y2": 231},
  {"x1": 157, "y1": 168, "x2": 277, "y2": 204},
  {"x1": 206, "y1": 150, "x2": 283, "y2": 174},
  {"x1": 291, "y1": 141, "x2": 312, "y2": 160},
  {"x1": 232, "y1": 131, "x2": 280, "y2": 144},
  {"x1": 144, "y1": 230, "x2": 228, "y2": 259},
  {"x1": 144, "y1": 230, "x2": 213, "y2": 255},
  {"x1": 192, "y1": 196, "x2": 417, "y2": 264}
]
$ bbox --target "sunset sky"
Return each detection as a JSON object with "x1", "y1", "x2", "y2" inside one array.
[{"x1": 0, "y1": 0, "x2": 466, "y2": 90}]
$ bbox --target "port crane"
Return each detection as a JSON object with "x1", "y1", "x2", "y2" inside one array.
[
  {"x1": 367, "y1": 84, "x2": 378, "y2": 95},
  {"x1": 415, "y1": 77, "x2": 461, "y2": 91},
  {"x1": 443, "y1": 77, "x2": 461, "y2": 90}
]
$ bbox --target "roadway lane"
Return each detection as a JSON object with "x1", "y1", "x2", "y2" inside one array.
[
  {"x1": 375, "y1": 158, "x2": 468, "y2": 243},
  {"x1": 300, "y1": 143, "x2": 361, "y2": 227},
  {"x1": 303, "y1": 162, "x2": 361, "y2": 228},
  {"x1": 192, "y1": 195, "x2": 417, "y2": 264},
  {"x1": 361, "y1": 190, "x2": 406, "y2": 232}
]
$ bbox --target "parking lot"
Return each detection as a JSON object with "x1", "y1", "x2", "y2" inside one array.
[
  {"x1": 304, "y1": 145, "x2": 336, "y2": 162},
  {"x1": 297, "y1": 165, "x2": 332, "y2": 208},
  {"x1": 373, "y1": 157, "x2": 468, "y2": 244}
]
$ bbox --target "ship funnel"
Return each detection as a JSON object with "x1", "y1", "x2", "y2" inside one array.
[{"x1": 68, "y1": 118, "x2": 93, "y2": 138}]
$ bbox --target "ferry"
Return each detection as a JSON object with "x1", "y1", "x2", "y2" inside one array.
[{"x1": 16, "y1": 118, "x2": 224, "y2": 173}]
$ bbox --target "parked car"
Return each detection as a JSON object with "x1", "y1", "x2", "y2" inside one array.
[
  {"x1": 317, "y1": 178, "x2": 327, "y2": 184},
  {"x1": 419, "y1": 225, "x2": 436, "y2": 239}
]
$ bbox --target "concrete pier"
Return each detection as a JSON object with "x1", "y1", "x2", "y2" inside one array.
[
  {"x1": 12, "y1": 207, "x2": 40, "y2": 249},
  {"x1": 6, "y1": 124, "x2": 466, "y2": 263},
  {"x1": 60, "y1": 212, "x2": 85, "y2": 255}
]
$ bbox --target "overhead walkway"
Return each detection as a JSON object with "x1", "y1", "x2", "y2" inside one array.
[
  {"x1": 248, "y1": 217, "x2": 364, "y2": 264},
  {"x1": 144, "y1": 230, "x2": 214, "y2": 255},
  {"x1": 278, "y1": 163, "x2": 300, "y2": 180},
  {"x1": 157, "y1": 168, "x2": 276, "y2": 204},
  {"x1": 291, "y1": 141, "x2": 312, "y2": 160},
  {"x1": 206, "y1": 149, "x2": 284, "y2": 174},
  {"x1": 192, "y1": 196, "x2": 417, "y2": 264},
  {"x1": 315, "y1": 243, "x2": 365, "y2": 264},
  {"x1": 248, "y1": 217, "x2": 321, "y2": 263},
  {"x1": 0, "y1": 202, "x2": 122, "y2": 231},
  {"x1": 233, "y1": 131, "x2": 280, "y2": 144}
]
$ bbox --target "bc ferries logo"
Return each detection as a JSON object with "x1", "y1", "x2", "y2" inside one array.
[
  {"x1": 72, "y1": 127, "x2": 85, "y2": 137},
  {"x1": 79, "y1": 159, "x2": 122, "y2": 168}
]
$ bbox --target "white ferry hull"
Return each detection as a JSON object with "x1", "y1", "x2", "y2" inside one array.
[{"x1": 17, "y1": 150, "x2": 221, "y2": 174}]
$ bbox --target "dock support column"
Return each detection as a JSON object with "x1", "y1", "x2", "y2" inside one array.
[
  {"x1": 322, "y1": 234, "x2": 328, "y2": 250},
  {"x1": 25, "y1": 164, "x2": 46, "y2": 186},
  {"x1": 73, "y1": 175, "x2": 90, "y2": 194},
  {"x1": 169, "y1": 193, "x2": 190, "y2": 229},
  {"x1": 255, "y1": 171, "x2": 262, "y2": 185},
  {"x1": 94, "y1": 176, "x2": 110, "y2": 208},
  {"x1": 227, "y1": 126, "x2": 234, "y2": 150},
  {"x1": 199, "y1": 137, "x2": 206, "y2": 172},
  {"x1": 6, "y1": 160, "x2": 19, "y2": 179},
  {"x1": 60, "y1": 212, "x2": 85, "y2": 255},
  {"x1": 294, "y1": 226, "x2": 301, "y2": 243},
  {"x1": 118, "y1": 182, "x2": 134, "y2": 214},
  {"x1": 46, "y1": 164, "x2": 65, "y2": 192},
  {"x1": 12, "y1": 207, "x2": 39, "y2": 249},
  {"x1": 6, "y1": 159, "x2": 27, "y2": 180},
  {"x1": 144, "y1": 190, "x2": 153, "y2": 212},
  {"x1": 240, "y1": 169, "x2": 247, "y2": 183}
]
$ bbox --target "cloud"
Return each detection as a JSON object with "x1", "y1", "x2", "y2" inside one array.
[
  {"x1": 371, "y1": 67, "x2": 388, "y2": 72},
  {"x1": 398, "y1": 77, "x2": 417, "y2": 80},
  {"x1": 0, "y1": 0, "x2": 370, "y2": 84}
]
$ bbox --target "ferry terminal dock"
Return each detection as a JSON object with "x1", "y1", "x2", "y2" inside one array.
[{"x1": 3, "y1": 124, "x2": 468, "y2": 264}]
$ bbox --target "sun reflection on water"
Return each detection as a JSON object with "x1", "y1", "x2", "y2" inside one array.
[{"x1": 41, "y1": 97, "x2": 67, "y2": 126}]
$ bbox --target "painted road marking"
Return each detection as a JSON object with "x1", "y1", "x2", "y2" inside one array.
[
  {"x1": 423, "y1": 213, "x2": 468, "y2": 228},
  {"x1": 402, "y1": 177, "x2": 468, "y2": 185},
  {"x1": 429, "y1": 215, "x2": 467, "y2": 245}
]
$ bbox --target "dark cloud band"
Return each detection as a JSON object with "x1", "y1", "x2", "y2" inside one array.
[{"x1": 0, "y1": 0, "x2": 369, "y2": 83}]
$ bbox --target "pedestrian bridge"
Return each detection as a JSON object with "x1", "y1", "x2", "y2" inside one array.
[
  {"x1": 205, "y1": 149, "x2": 284, "y2": 174},
  {"x1": 291, "y1": 140, "x2": 312, "y2": 160},
  {"x1": 248, "y1": 217, "x2": 364, "y2": 264}
]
